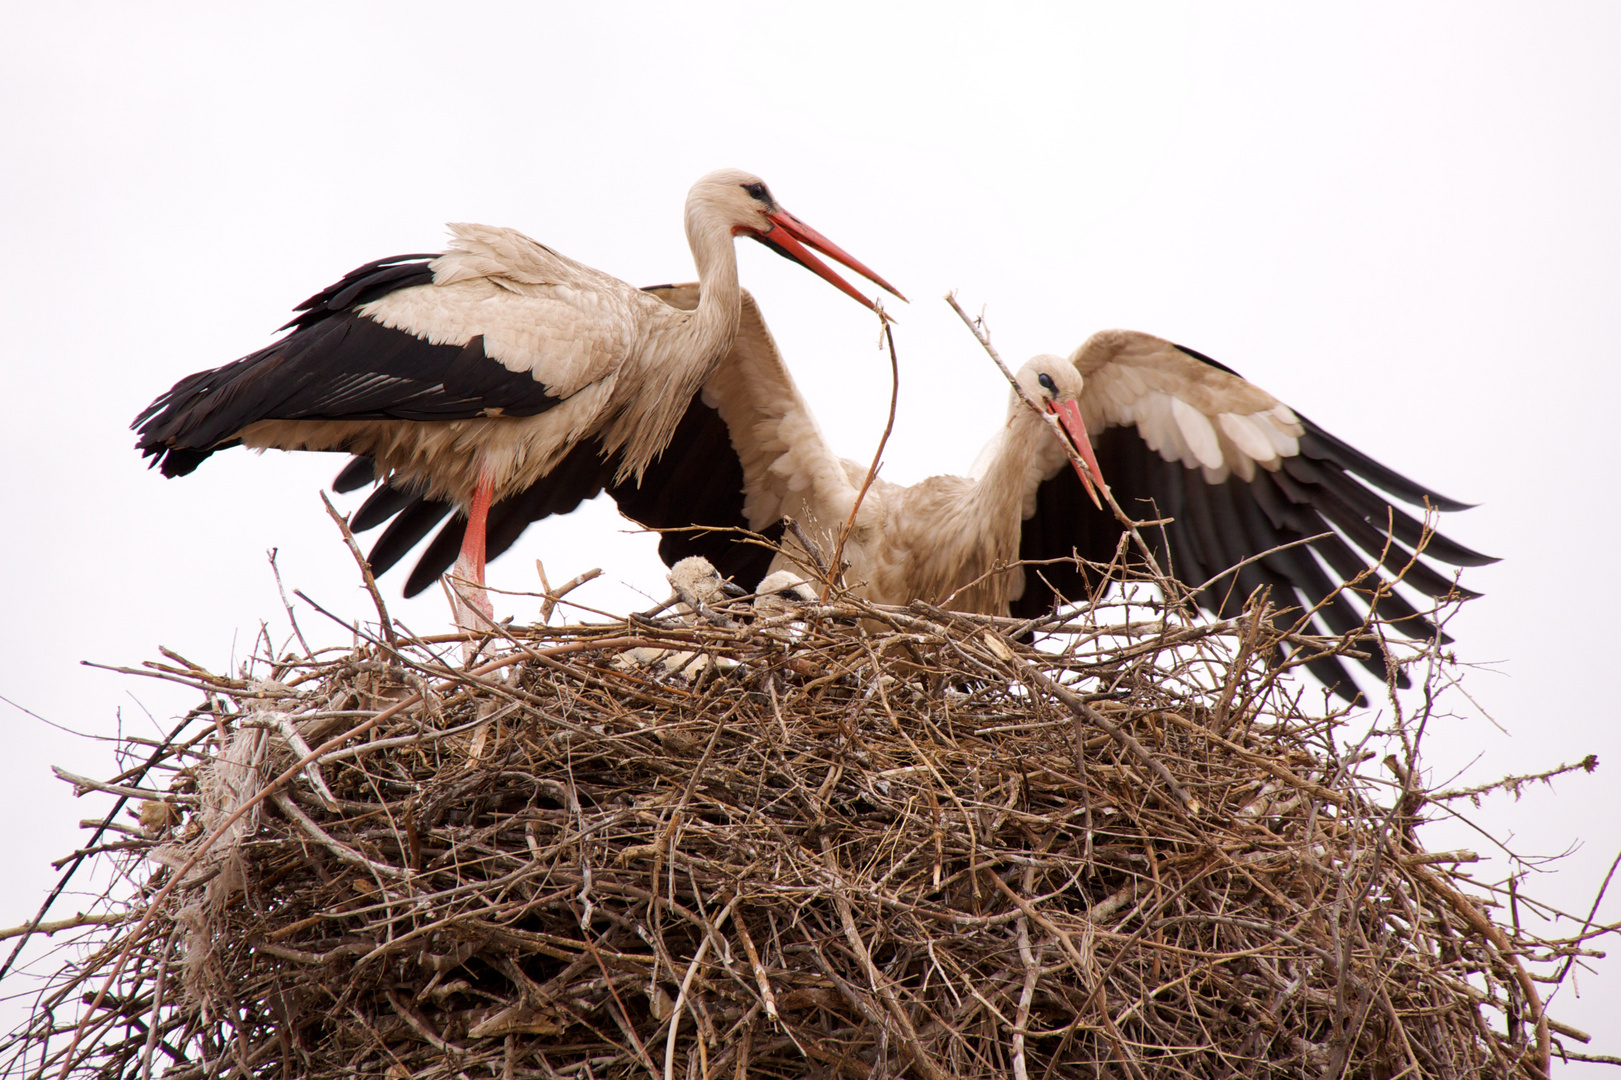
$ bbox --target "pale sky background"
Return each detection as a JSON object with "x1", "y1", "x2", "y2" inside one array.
[{"x1": 3, "y1": 1, "x2": 1619, "y2": 1065}]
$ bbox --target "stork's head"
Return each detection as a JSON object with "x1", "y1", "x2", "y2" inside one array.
[
  {"x1": 752, "y1": 569, "x2": 817, "y2": 628},
  {"x1": 755, "y1": 570, "x2": 817, "y2": 605},
  {"x1": 1014, "y1": 355, "x2": 1086, "y2": 412},
  {"x1": 668, "y1": 555, "x2": 747, "y2": 608},
  {"x1": 686, "y1": 169, "x2": 905, "y2": 314},
  {"x1": 1016, "y1": 355, "x2": 1107, "y2": 509}
]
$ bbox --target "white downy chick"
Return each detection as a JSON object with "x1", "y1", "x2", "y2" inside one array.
[{"x1": 618, "y1": 557, "x2": 747, "y2": 680}]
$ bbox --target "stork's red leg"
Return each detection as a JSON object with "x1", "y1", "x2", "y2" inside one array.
[
  {"x1": 460, "y1": 477, "x2": 492, "y2": 586},
  {"x1": 449, "y1": 475, "x2": 496, "y2": 629}
]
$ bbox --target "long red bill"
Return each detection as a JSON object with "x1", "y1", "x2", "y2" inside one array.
[
  {"x1": 1049, "y1": 399, "x2": 1107, "y2": 510},
  {"x1": 752, "y1": 207, "x2": 906, "y2": 315}
]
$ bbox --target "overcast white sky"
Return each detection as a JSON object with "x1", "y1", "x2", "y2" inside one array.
[{"x1": 3, "y1": 1, "x2": 1619, "y2": 1063}]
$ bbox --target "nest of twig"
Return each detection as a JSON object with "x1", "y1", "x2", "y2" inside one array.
[{"x1": 5, "y1": 553, "x2": 1610, "y2": 1079}]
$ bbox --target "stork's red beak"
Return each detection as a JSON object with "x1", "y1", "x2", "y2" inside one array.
[
  {"x1": 750, "y1": 208, "x2": 907, "y2": 316},
  {"x1": 1049, "y1": 399, "x2": 1107, "y2": 510}
]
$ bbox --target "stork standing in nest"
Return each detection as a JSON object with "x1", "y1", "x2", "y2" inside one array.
[{"x1": 133, "y1": 170, "x2": 902, "y2": 627}]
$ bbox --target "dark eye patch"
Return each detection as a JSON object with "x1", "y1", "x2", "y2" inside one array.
[
  {"x1": 1038, "y1": 372, "x2": 1058, "y2": 393},
  {"x1": 742, "y1": 181, "x2": 771, "y2": 203}
]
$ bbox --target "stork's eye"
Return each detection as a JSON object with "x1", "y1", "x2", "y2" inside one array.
[
  {"x1": 1038, "y1": 372, "x2": 1058, "y2": 394},
  {"x1": 741, "y1": 181, "x2": 771, "y2": 203}
]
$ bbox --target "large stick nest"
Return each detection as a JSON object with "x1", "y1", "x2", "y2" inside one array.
[{"x1": 5, "y1": 557, "x2": 1608, "y2": 1079}]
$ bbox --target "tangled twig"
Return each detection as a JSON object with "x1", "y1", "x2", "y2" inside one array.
[{"x1": 6, "y1": 553, "x2": 1607, "y2": 1079}]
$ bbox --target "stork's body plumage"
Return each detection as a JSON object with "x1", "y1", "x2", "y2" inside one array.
[
  {"x1": 695, "y1": 330, "x2": 1100, "y2": 615},
  {"x1": 133, "y1": 171, "x2": 899, "y2": 623},
  {"x1": 343, "y1": 286, "x2": 1492, "y2": 698}
]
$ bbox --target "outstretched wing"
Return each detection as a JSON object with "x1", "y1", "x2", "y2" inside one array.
[
  {"x1": 133, "y1": 225, "x2": 664, "y2": 475},
  {"x1": 1013, "y1": 329, "x2": 1494, "y2": 699}
]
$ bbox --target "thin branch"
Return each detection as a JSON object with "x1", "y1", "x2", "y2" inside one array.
[
  {"x1": 0, "y1": 912, "x2": 128, "y2": 943},
  {"x1": 320, "y1": 490, "x2": 397, "y2": 648},
  {"x1": 267, "y1": 547, "x2": 313, "y2": 658},
  {"x1": 827, "y1": 317, "x2": 901, "y2": 601}
]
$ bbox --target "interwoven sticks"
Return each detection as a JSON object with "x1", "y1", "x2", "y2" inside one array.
[{"x1": 6, "y1": 574, "x2": 1607, "y2": 1079}]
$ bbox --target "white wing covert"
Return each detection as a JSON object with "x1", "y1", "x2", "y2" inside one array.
[
  {"x1": 359, "y1": 223, "x2": 669, "y2": 400},
  {"x1": 1071, "y1": 329, "x2": 1303, "y2": 483}
]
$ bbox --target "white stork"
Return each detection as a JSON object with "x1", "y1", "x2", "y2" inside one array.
[
  {"x1": 341, "y1": 285, "x2": 1492, "y2": 698},
  {"x1": 132, "y1": 170, "x2": 901, "y2": 624}
]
